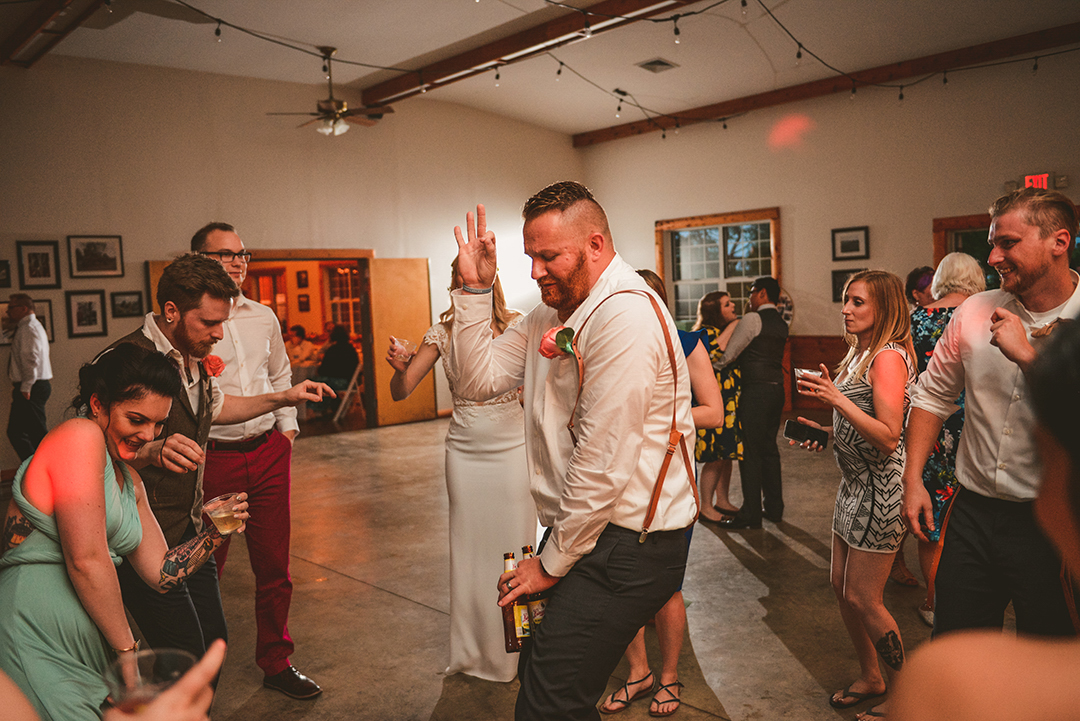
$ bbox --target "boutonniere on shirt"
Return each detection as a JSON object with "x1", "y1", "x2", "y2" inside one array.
[
  {"x1": 538, "y1": 326, "x2": 576, "y2": 359},
  {"x1": 202, "y1": 355, "x2": 226, "y2": 378}
]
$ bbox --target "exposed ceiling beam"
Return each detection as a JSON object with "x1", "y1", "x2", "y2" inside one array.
[
  {"x1": 1, "y1": 0, "x2": 106, "y2": 68},
  {"x1": 361, "y1": 0, "x2": 697, "y2": 107},
  {"x1": 573, "y1": 21, "x2": 1080, "y2": 147}
]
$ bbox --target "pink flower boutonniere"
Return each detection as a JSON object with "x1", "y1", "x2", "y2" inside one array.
[
  {"x1": 538, "y1": 326, "x2": 576, "y2": 359},
  {"x1": 202, "y1": 355, "x2": 226, "y2": 378}
]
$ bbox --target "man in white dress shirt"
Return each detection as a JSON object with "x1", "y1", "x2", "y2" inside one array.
[
  {"x1": 5, "y1": 294, "x2": 52, "y2": 461},
  {"x1": 450, "y1": 182, "x2": 698, "y2": 720},
  {"x1": 191, "y1": 223, "x2": 321, "y2": 699},
  {"x1": 903, "y1": 187, "x2": 1080, "y2": 637}
]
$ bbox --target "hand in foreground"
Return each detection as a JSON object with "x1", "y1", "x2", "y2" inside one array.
[
  {"x1": 284, "y1": 380, "x2": 337, "y2": 405},
  {"x1": 795, "y1": 364, "x2": 843, "y2": 407},
  {"x1": 902, "y1": 481, "x2": 935, "y2": 543},
  {"x1": 787, "y1": 416, "x2": 829, "y2": 453},
  {"x1": 989, "y1": 307, "x2": 1036, "y2": 372},
  {"x1": 453, "y1": 204, "x2": 497, "y2": 290},
  {"x1": 153, "y1": 434, "x2": 206, "y2": 473},
  {"x1": 104, "y1": 639, "x2": 226, "y2": 721},
  {"x1": 497, "y1": 556, "x2": 558, "y2": 608}
]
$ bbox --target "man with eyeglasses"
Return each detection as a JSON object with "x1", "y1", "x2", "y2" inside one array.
[
  {"x1": 4, "y1": 294, "x2": 52, "y2": 460},
  {"x1": 191, "y1": 222, "x2": 322, "y2": 699}
]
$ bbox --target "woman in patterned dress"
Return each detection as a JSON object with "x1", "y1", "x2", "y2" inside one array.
[
  {"x1": 910, "y1": 253, "x2": 985, "y2": 627},
  {"x1": 693, "y1": 291, "x2": 744, "y2": 522},
  {"x1": 791, "y1": 271, "x2": 917, "y2": 721},
  {"x1": 386, "y1": 260, "x2": 536, "y2": 683}
]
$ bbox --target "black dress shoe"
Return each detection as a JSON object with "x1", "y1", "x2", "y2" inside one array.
[
  {"x1": 264, "y1": 665, "x2": 323, "y2": 699},
  {"x1": 717, "y1": 516, "x2": 762, "y2": 530}
]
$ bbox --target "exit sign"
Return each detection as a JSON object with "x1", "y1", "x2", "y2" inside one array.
[{"x1": 1025, "y1": 173, "x2": 1050, "y2": 189}]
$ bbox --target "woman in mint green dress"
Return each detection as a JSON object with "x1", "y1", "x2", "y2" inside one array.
[{"x1": 0, "y1": 345, "x2": 247, "y2": 721}]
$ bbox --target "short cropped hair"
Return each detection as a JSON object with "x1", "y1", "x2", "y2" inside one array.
[
  {"x1": 751, "y1": 276, "x2": 780, "y2": 303},
  {"x1": 8, "y1": 293, "x2": 33, "y2": 312},
  {"x1": 190, "y1": 222, "x2": 237, "y2": 252},
  {"x1": 931, "y1": 252, "x2": 986, "y2": 299},
  {"x1": 522, "y1": 181, "x2": 612, "y2": 239},
  {"x1": 990, "y1": 188, "x2": 1078, "y2": 242},
  {"x1": 156, "y1": 253, "x2": 239, "y2": 315}
]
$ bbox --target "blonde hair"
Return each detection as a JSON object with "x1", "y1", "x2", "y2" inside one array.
[
  {"x1": 931, "y1": 252, "x2": 986, "y2": 299},
  {"x1": 438, "y1": 258, "x2": 517, "y2": 334},
  {"x1": 836, "y1": 270, "x2": 915, "y2": 382}
]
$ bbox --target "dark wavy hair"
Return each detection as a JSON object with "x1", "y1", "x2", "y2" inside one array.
[
  {"x1": 156, "y1": 253, "x2": 239, "y2": 315},
  {"x1": 73, "y1": 343, "x2": 181, "y2": 412}
]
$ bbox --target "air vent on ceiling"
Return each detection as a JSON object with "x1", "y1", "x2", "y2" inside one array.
[{"x1": 637, "y1": 58, "x2": 679, "y2": 74}]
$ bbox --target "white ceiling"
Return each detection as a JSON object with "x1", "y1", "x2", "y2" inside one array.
[{"x1": 21, "y1": 0, "x2": 1080, "y2": 135}]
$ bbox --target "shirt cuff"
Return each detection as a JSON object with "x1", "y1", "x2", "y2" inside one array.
[
  {"x1": 19, "y1": 381, "x2": 34, "y2": 395},
  {"x1": 538, "y1": 542, "x2": 575, "y2": 578}
]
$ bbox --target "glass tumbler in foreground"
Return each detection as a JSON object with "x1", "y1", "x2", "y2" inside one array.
[
  {"x1": 203, "y1": 492, "x2": 243, "y2": 535},
  {"x1": 103, "y1": 648, "x2": 197, "y2": 713}
]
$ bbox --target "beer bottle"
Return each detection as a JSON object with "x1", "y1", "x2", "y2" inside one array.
[
  {"x1": 501, "y1": 553, "x2": 530, "y2": 653},
  {"x1": 521, "y1": 545, "x2": 550, "y2": 630}
]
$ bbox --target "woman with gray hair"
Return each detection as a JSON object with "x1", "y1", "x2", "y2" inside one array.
[{"x1": 910, "y1": 252, "x2": 985, "y2": 627}]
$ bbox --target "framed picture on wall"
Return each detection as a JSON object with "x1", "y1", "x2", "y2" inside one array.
[
  {"x1": 16, "y1": 241, "x2": 61, "y2": 289},
  {"x1": 0, "y1": 299, "x2": 53, "y2": 346},
  {"x1": 831, "y1": 226, "x2": 870, "y2": 261},
  {"x1": 111, "y1": 291, "x2": 144, "y2": 318},
  {"x1": 832, "y1": 268, "x2": 867, "y2": 303},
  {"x1": 296, "y1": 270, "x2": 309, "y2": 288},
  {"x1": 68, "y1": 235, "x2": 124, "y2": 278},
  {"x1": 66, "y1": 290, "x2": 108, "y2": 338},
  {"x1": 0, "y1": 260, "x2": 10, "y2": 288},
  {"x1": 297, "y1": 294, "x2": 310, "y2": 312}
]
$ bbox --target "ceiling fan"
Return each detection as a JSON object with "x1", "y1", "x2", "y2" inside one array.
[{"x1": 268, "y1": 46, "x2": 393, "y2": 136}]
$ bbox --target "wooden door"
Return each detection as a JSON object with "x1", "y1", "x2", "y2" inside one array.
[{"x1": 368, "y1": 258, "x2": 436, "y2": 426}]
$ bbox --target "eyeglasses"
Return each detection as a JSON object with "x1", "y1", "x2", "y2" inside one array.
[{"x1": 201, "y1": 250, "x2": 253, "y2": 263}]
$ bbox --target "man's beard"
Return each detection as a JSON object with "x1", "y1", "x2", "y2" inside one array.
[
  {"x1": 538, "y1": 250, "x2": 590, "y2": 314},
  {"x1": 174, "y1": 318, "x2": 216, "y2": 359}
]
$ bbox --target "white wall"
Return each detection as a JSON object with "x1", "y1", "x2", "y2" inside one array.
[
  {"x1": 0, "y1": 55, "x2": 581, "y2": 469},
  {"x1": 582, "y1": 54, "x2": 1080, "y2": 335}
]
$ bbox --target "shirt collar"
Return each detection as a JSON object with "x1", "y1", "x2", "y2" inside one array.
[{"x1": 141, "y1": 313, "x2": 184, "y2": 362}]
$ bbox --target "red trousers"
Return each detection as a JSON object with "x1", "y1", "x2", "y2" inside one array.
[{"x1": 203, "y1": 429, "x2": 294, "y2": 676}]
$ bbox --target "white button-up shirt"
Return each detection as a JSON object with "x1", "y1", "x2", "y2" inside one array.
[
  {"x1": 208, "y1": 294, "x2": 297, "y2": 441},
  {"x1": 140, "y1": 314, "x2": 224, "y2": 421},
  {"x1": 449, "y1": 254, "x2": 698, "y2": 577},
  {"x1": 910, "y1": 271, "x2": 1080, "y2": 501},
  {"x1": 9, "y1": 313, "x2": 52, "y2": 394}
]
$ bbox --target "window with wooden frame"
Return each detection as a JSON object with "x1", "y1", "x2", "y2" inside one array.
[
  {"x1": 932, "y1": 213, "x2": 999, "y2": 291},
  {"x1": 655, "y1": 207, "x2": 781, "y2": 323}
]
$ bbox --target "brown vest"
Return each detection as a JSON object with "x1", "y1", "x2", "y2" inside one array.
[{"x1": 108, "y1": 329, "x2": 214, "y2": 546}]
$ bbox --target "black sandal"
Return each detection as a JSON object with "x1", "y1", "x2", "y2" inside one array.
[
  {"x1": 649, "y1": 681, "x2": 684, "y2": 717},
  {"x1": 599, "y1": 671, "x2": 655, "y2": 715}
]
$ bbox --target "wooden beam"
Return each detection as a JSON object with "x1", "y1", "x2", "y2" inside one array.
[
  {"x1": 573, "y1": 21, "x2": 1080, "y2": 147},
  {"x1": 1, "y1": 0, "x2": 72, "y2": 65},
  {"x1": 2, "y1": 0, "x2": 106, "y2": 68},
  {"x1": 361, "y1": 0, "x2": 696, "y2": 107}
]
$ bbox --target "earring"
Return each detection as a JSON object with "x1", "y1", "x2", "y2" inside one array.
[{"x1": 166, "y1": 317, "x2": 173, "y2": 323}]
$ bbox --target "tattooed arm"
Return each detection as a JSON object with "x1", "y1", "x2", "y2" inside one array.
[
  {"x1": 124, "y1": 466, "x2": 248, "y2": 593},
  {"x1": 2, "y1": 498, "x2": 33, "y2": 553}
]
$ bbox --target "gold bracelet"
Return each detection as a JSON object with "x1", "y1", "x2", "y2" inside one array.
[{"x1": 113, "y1": 640, "x2": 140, "y2": 654}]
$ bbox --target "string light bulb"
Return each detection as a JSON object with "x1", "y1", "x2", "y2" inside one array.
[
  {"x1": 850, "y1": 85, "x2": 857, "y2": 101},
  {"x1": 615, "y1": 100, "x2": 622, "y2": 118},
  {"x1": 1033, "y1": 57, "x2": 1039, "y2": 74},
  {"x1": 556, "y1": 62, "x2": 563, "y2": 81},
  {"x1": 898, "y1": 85, "x2": 905, "y2": 101},
  {"x1": 673, "y1": 17, "x2": 681, "y2": 44},
  {"x1": 662, "y1": 129, "x2": 667, "y2": 140},
  {"x1": 582, "y1": 17, "x2": 592, "y2": 38},
  {"x1": 722, "y1": 120, "x2": 728, "y2": 129},
  {"x1": 494, "y1": 67, "x2": 500, "y2": 87},
  {"x1": 795, "y1": 45, "x2": 803, "y2": 66},
  {"x1": 741, "y1": 0, "x2": 747, "y2": 16},
  {"x1": 942, "y1": 71, "x2": 948, "y2": 85},
  {"x1": 215, "y1": 21, "x2": 222, "y2": 41}
]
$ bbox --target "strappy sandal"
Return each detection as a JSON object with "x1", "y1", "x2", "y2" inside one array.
[
  {"x1": 649, "y1": 680, "x2": 684, "y2": 717},
  {"x1": 599, "y1": 671, "x2": 655, "y2": 715}
]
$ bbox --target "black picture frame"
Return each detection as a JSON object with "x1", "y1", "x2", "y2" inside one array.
[
  {"x1": 296, "y1": 270, "x2": 309, "y2": 288},
  {"x1": 68, "y1": 235, "x2": 124, "y2": 278},
  {"x1": 16, "y1": 241, "x2": 61, "y2": 289},
  {"x1": 66, "y1": 290, "x2": 108, "y2": 338},
  {"x1": 832, "y1": 268, "x2": 868, "y2": 303},
  {"x1": 111, "y1": 291, "x2": 144, "y2": 318},
  {"x1": 0, "y1": 260, "x2": 10, "y2": 288},
  {"x1": 297, "y1": 294, "x2": 310, "y2": 312},
  {"x1": 831, "y1": 226, "x2": 870, "y2": 261},
  {"x1": 0, "y1": 299, "x2": 53, "y2": 346}
]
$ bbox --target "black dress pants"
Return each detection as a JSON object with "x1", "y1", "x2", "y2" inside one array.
[
  {"x1": 933, "y1": 489, "x2": 1075, "y2": 638},
  {"x1": 8, "y1": 380, "x2": 50, "y2": 461},
  {"x1": 118, "y1": 521, "x2": 228, "y2": 671},
  {"x1": 516, "y1": 524, "x2": 688, "y2": 721},
  {"x1": 736, "y1": 381, "x2": 785, "y2": 524}
]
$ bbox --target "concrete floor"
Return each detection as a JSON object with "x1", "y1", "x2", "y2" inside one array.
[{"x1": 212, "y1": 413, "x2": 933, "y2": 721}]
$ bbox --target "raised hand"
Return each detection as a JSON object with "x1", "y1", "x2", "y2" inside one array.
[
  {"x1": 990, "y1": 307, "x2": 1036, "y2": 372},
  {"x1": 453, "y1": 204, "x2": 498, "y2": 289},
  {"x1": 284, "y1": 380, "x2": 337, "y2": 405}
]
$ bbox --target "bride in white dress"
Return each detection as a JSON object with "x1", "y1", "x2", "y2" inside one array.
[{"x1": 387, "y1": 262, "x2": 537, "y2": 682}]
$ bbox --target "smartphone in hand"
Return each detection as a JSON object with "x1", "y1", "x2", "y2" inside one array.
[{"x1": 783, "y1": 419, "x2": 829, "y2": 449}]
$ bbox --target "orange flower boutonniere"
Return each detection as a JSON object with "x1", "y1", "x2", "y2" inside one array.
[{"x1": 202, "y1": 355, "x2": 226, "y2": 378}]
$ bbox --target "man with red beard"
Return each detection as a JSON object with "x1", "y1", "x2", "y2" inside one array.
[
  {"x1": 449, "y1": 181, "x2": 698, "y2": 720},
  {"x1": 903, "y1": 187, "x2": 1080, "y2": 639},
  {"x1": 102, "y1": 253, "x2": 334, "y2": 677}
]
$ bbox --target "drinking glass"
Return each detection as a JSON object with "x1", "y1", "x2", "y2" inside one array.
[
  {"x1": 202, "y1": 492, "x2": 243, "y2": 535},
  {"x1": 390, "y1": 337, "x2": 418, "y2": 362},
  {"x1": 103, "y1": 648, "x2": 197, "y2": 713}
]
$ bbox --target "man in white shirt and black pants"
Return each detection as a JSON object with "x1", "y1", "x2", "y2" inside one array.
[
  {"x1": 192, "y1": 223, "x2": 322, "y2": 699},
  {"x1": 451, "y1": 182, "x2": 698, "y2": 721},
  {"x1": 903, "y1": 187, "x2": 1080, "y2": 637},
  {"x1": 5, "y1": 294, "x2": 52, "y2": 461}
]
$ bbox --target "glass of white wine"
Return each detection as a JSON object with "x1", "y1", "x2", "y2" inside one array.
[{"x1": 203, "y1": 492, "x2": 243, "y2": 535}]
